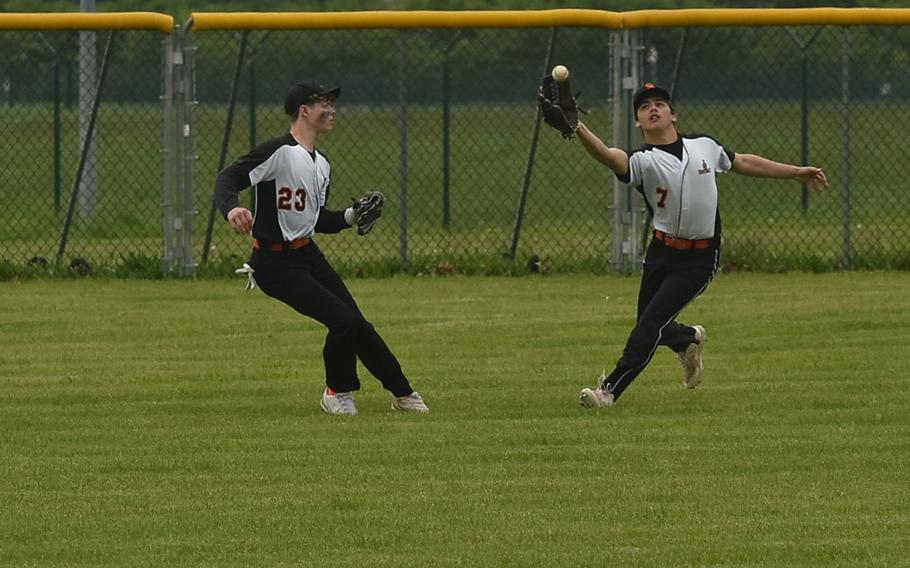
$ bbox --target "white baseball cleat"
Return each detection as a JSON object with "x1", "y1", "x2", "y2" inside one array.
[
  {"x1": 392, "y1": 391, "x2": 429, "y2": 413},
  {"x1": 320, "y1": 389, "x2": 357, "y2": 416},
  {"x1": 579, "y1": 387, "x2": 615, "y2": 408},
  {"x1": 579, "y1": 371, "x2": 615, "y2": 408},
  {"x1": 677, "y1": 324, "x2": 707, "y2": 389}
]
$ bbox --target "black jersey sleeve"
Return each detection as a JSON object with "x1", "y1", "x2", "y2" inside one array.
[
  {"x1": 313, "y1": 176, "x2": 352, "y2": 234},
  {"x1": 214, "y1": 134, "x2": 294, "y2": 219},
  {"x1": 214, "y1": 163, "x2": 251, "y2": 219},
  {"x1": 614, "y1": 147, "x2": 639, "y2": 184},
  {"x1": 314, "y1": 207, "x2": 351, "y2": 234}
]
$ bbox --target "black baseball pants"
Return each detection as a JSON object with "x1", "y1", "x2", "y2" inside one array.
[
  {"x1": 603, "y1": 238, "x2": 720, "y2": 400},
  {"x1": 250, "y1": 242, "x2": 414, "y2": 397}
]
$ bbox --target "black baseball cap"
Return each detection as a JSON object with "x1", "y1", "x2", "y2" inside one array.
[
  {"x1": 633, "y1": 82, "x2": 672, "y2": 114},
  {"x1": 284, "y1": 82, "x2": 341, "y2": 116}
]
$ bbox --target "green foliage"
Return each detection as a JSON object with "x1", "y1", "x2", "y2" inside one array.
[
  {"x1": 0, "y1": 259, "x2": 17, "y2": 281},
  {"x1": 113, "y1": 254, "x2": 165, "y2": 279},
  {"x1": 194, "y1": 252, "x2": 247, "y2": 278}
]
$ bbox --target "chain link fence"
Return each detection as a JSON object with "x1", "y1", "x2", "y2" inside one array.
[
  {"x1": 0, "y1": 17, "x2": 170, "y2": 277},
  {"x1": 3, "y1": 11, "x2": 909, "y2": 278},
  {"x1": 640, "y1": 23, "x2": 910, "y2": 271},
  {"x1": 187, "y1": 25, "x2": 619, "y2": 277},
  {"x1": 190, "y1": 19, "x2": 910, "y2": 275}
]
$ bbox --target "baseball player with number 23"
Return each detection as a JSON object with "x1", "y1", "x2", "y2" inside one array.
[
  {"x1": 538, "y1": 68, "x2": 829, "y2": 408},
  {"x1": 215, "y1": 81, "x2": 428, "y2": 416}
]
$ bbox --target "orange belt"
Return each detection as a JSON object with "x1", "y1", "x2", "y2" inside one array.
[
  {"x1": 253, "y1": 237, "x2": 311, "y2": 252},
  {"x1": 653, "y1": 230, "x2": 713, "y2": 251}
]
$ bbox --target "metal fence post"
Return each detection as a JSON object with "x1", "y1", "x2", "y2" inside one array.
[
  {"x1": 202, "y1": 30, "x2": 248, "y2": 266},
  {"x1": 35, "y1": 32, "x2": 62, "y2": 213},
  {"x1": 398, "y1": 30, "x2": 410, "y2": 273},
  {"x1": 628, "y1": 30, "x2": 645, "y2": 271},
  {"x1": 56, "y1": 31, "x2": 116, "y2": 266},
  {"x1": 249, "y1": 57, "x2": 257, "y2": 148},
  {"x1": 785, "y1": 27, "x2": 822, "y2": 216},
  {"x1": 161, "y1": 30, "x2": 177, "y2": 275},
  {"x1": 609, "y1": 30, "x2": 623, "y2": 272},
  {"x1": 177, "y1": 23, "x2": 198, "y2": 277},
  {"x1": 436, "y1": 30, "x2": 463, "y2": 231},
  {"x1": 78, "y1": 27, "x2": 98, "y2": 220},
  {"x1": 610, "y1": 29, "x2": 643, "y2": 274},
  {"x1": 841, "y1": 27, "x2": 853, "y2": 270},
  {"x1": 509, "y1": 26, "x2": 558, "y2": 261}
]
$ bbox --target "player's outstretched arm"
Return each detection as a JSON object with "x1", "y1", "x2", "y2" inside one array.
[
  {"x1": 732, "y1": 153, "x2": 829, "y2": 192},
  {"x1": 575, "y1": 122, "x2": 630, "y2": 177}
]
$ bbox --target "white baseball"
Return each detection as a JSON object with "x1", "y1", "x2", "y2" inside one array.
[{"x1": 551, "y1": 65, "x2": 569, "y2": 82}]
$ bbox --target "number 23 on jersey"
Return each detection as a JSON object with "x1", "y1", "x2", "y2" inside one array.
[{"x1": 277, "y1": 187, "x2": 306, "y2": 211}]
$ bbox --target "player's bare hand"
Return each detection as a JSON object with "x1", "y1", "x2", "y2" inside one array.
[
  {"x1": 795, "y1": 166, "x2": 829, "y2": 192},
  {"x1": 227, "y1": 207, "x2": 253, "y2": 234}
]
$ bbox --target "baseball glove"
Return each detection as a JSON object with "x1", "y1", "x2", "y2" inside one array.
[
  {"x1": 351, "y1": 191, "x2": 384, "y2": 235},
  {"x1": 537, "y1": 75, "x2": 579, "y2": 139}
]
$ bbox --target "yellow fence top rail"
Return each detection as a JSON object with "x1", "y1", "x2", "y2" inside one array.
[
  {"x1": 624, "y1": 8, "x2": 910, "y2": 28},
  {"x1": 0, "y1": 12, "x2": 174, "y2": 33},
  {"x1": 190, "y1": 10, "x2": 622, "y2": 31},
  {"x1": 190, "y1": 7, "x2": 910, "y2": 31}
]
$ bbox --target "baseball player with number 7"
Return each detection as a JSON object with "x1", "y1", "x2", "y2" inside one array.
[
  {"x1": 214, "y1": 81, "x2": 428, "y2": 416},
  {"x1": 538, "y1": 76, "x2": 828, "y2": 407}
]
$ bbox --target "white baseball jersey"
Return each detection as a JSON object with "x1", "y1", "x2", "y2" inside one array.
[
  {"x1": 215, "y1": 133, "x2": 350, "y2": 243},
  {"x1": 621, "y1": 134, "x2": 734, "y2": 240},
  {"x1": 247, "y1": 140, "x2": 330, "y2": 241}
]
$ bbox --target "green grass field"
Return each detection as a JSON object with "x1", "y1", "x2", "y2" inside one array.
[{"x1": 2, "y1": 272, "x2": 909, "y2": 566}]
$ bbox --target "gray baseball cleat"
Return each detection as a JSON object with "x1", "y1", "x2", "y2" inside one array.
[
  {"x1": 677, "y1": 324, "x2": 707, "y2": 389},
  {"x1": 392, "y1": 391, "x2": 429, "y2": 413},
  {"x1": 579, "y1": 371, "x2": 615, "y2": 408},
  {"x1": 320, "y1": 389, "x2": 357, "y2": 415},
  {"x1": 579, "y1": 387, "x2": 615, "y2": 408}
]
